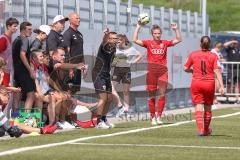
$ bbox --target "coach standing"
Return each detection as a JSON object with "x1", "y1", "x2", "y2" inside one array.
[{"x1": 63, "y1": 12, "x2": 86, "y2": 92}]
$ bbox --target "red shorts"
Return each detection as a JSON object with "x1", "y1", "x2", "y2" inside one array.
[
  {"x1": 190, "y1": 80, "x2": 215, "y2": 105},
  {"x1": 146, "y1": 71, "x2": 168, "y2": 91}
]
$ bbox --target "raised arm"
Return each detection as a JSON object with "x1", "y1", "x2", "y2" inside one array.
[
  {"x1": 171, "y1": 23, "x2": 182, "y2": 45},
  {"x1": 133, "y1": 23, "x2": 144, "y2": 47},
  {"x1": 223, "y1": 40, "x2": 238, "y2": 48}
]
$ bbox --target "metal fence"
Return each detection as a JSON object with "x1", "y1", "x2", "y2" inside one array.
[
  {"x1": 2, "y1": 0, "x2": 208, "y2": 37},
  {"x1": 0, "y1": 0, "x2": 209, "y2": 110},
  {"x1": 216, "y1": 62, "x2": 240, "y2": 103}
]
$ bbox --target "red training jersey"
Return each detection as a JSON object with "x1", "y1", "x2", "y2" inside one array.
[
  {"x1": 0, "y1": 33, "x2": 11, "y2": 53},
  {"x1": 184, "y1": 50, "x2": 219, "y2": 80},
  {"x1": 142, "y1": 40, "x2": 174, "y2": 66}
]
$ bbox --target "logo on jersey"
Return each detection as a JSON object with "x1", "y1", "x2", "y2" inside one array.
[
  {"x1": 73, "y1": 34, "x2": 77, "y2": 40},
  {"x1": 151, "y1": 44, "x2": 166, "y2": 55},
  {"x1": 151, "y1": 49, "x2": 165, "y2": 55}
]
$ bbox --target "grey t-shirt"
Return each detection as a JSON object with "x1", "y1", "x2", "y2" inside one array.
[
  {"x1": 12, "y1": 36, "x2": 31, "y2": 73},
  {"x1": 21, "y1": 37, "x2": 29, "y2": 52},
  {"x1": 30, "y1": 38, "x2": 43, "y2": 51}
]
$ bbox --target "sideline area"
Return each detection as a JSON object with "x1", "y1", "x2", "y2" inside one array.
[{"x1": 0, "y1": 105, "x2": 239, "y2": 157}]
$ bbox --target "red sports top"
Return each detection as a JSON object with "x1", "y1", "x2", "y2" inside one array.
[
  {"x1": 184, "y1": 50, "x2": 219, "y2": 80},
  {"x1": 0, "y1": 33, "x2": 11, "y2": 53},
  {"x1": 142, "y1": 40, "x2": 174, "y2": 66}
]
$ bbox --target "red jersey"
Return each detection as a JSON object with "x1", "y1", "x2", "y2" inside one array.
[
  {"x1": 0, "y1": 33, "x2": 11, "y2": 53},
  {"x1": 184, "y1": 50, "x2": 219, "y2": 81},
  {"x1": 142, "y1": 40, "x2": 174, "y2": 66}
]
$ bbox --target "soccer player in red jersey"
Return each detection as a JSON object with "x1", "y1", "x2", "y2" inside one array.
[
  {"x1": 184, "y1": 36, "x2": 224, "y2": 136},
  {"x1": 133, "y1": 23, "x2": 182, "y2": 125}
]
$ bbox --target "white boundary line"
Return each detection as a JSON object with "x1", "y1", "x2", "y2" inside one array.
[
  {"x1": 0, "y1": 111, "x2": 240, "y2": 157},
  {"x1": 70, "y1": 142, "x2": 240, "y2": 150}
]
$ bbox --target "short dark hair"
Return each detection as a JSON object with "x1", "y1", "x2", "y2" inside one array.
[
  {"x1": 151, "y1": 24, "x2": 162, "y2": 34},
  {"x1": 101, "y1": 31, "x2": 117, "y2": 46},
  {"x1": 52, "y1": 47, "x2": 65, "y2": 55},
  {"x1": 6, "y1": 17, "x2": 19, "y2": 29},
  {"x1": 33, "y1": 29, "x2": 44, "y2": 35},
  {"x1": 214, "y1": 41, "x2": 222, "y2": 48},
  {"x1": 20, "y1": 21, "x2": 32, "y2": 32}
]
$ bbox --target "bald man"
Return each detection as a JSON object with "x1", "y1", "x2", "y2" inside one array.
[{"x1": 63, "y1": 12, "x2": 85, "y2": 92}]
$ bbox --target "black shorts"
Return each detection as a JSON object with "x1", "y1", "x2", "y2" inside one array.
[
  {"x1": 14, "y1": 71, "x2": 36, "y2": 94},
  {"x1": 92, "y1": 72, "x2": 112, "y2": 93},
  {"x1": 227, "y1": 69, "x2": 240, "y2": 84},
  {"x1": 112, "y1": 67, "x2": 131, "y2": 84}
]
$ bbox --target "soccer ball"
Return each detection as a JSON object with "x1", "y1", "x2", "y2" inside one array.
[{"x1": 138, "y1": 13, "x2": 150, "y2": 25}]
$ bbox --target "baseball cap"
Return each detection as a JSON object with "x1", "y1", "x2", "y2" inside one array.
[
  {"x1": 52, "y1": 15, "x2": 69, "y2": 24},
  {"x1": 33, "y1": 25, "x2": 51, "y2": 35}
]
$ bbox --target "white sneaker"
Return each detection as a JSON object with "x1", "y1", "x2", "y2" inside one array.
[
  {"x1": 156, "y1": 117, "x2": 163, "y2": 125},
  {"x1": 56, "y1": 121, "x2": 75, "y2": 129},
  {"x1": 151, "y1": 117, "x2": 157, "y2": 125},
  {"x1": 56, "y1": 122, "x2": 65, "y2": 129},
  {"x1": 62, "y1": 121, "x2": 75, "y2": 129},
  {"x1": 96, "y1": 121, "x2": 110, "y2": 129},
  {"x1": 104, "y1": 120, "x2": 115, "y2": 128}
]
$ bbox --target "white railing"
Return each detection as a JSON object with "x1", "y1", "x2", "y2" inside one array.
[
  {"x1": 1, "y1": 0, "x2": 207, "y2": 37},
  {"x1": 216, "y1": 61, "x2": 240, "y2": 103}
]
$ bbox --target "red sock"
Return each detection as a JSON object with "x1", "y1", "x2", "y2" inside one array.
[
  {"x1": 148, "y1": 98, "x2": 155, "y2": 119},
  {"x1": 194, "y1": 111, "x2": 204, "y2": 133},
  {"x1": 157, "y1": 97, "x2": 165, "y2": 118},
  {"x1": 204, "y1": 111, "x2": 212, "y2": 132}
]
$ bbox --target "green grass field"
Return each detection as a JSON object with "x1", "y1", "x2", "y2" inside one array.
[
  {"x1": 122, "y1": 0, "x2": 240, "y2": 32},
  {"x1": 0, "y1": 107, "x2": 240, "y2": 160}
]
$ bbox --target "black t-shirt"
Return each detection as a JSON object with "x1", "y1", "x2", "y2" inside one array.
[
  {"x1": 46, "y1": 30, "x2": 66, "y2": 53},
  {"x1": 48, "y1": 59, "x2": 71, "y2": 92},
  {"x1": 92, "y1": 43, "x2": 116, "y2": 78},
  {"x1": 226, "y1": 45, "x2": 240, "y2": 62},
  {"x1": 63, "y1": 27, "x2": 84, "y2": 61},
  {"x1": 47, "y1": 58, "x2": 54, "y2": 74},
  {"x1": 12, "y1": 36, "x2": 31, "y2": 73}
]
